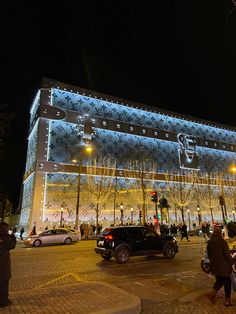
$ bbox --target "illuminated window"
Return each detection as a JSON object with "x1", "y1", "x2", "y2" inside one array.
[
  {"x1": 130, "y1": 127, "x2": 133, "y2": 131},
  {"x1": 102, "y1": 121, "x2": 107, "y2": 126},
  {"x1": 117, "y1": 124, "x2": 120, "y2": 129},
  {"x1": 142, "y1": 129, "x2": 146, "y2": 134}
]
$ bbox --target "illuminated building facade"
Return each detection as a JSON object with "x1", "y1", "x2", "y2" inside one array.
[{"x1": 20, "y1": 78, "x2": 236, "y2": 230}]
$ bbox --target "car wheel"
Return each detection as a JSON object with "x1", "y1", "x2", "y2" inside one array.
[
  {"x1": 33, "y1": 239, "x2": 42, "y2": 247},
  {"x1": 64, "y1": 237, "x2": 72, "y2": 244},
  {"x1": 115, "y1": 246, "x2": 130, "y2": 264},
  {"x1": 163, "y1": 243, "x2": 176, "y2": 259},
  {"x1": 201, "y1": 259, "x2": 211, "y2": 274},
  {"x1": 101, "y1": 254, "x2": 112, "y2": 261}
]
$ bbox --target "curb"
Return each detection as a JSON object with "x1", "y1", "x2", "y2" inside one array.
[{"x1": 5, "y1": 281, "x2": 141, "y2": 314}]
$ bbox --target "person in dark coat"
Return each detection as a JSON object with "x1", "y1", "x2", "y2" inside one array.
[
  {"x1": 181, "y1": 223, "x2": 189, "y2": 241},
  {"x1": 30, "y1": 225, "x2": 36, "y2": 236},
  {"x1": 20, "y1": 226, "x2": 24, "y2": 240},
  {"x1": 207, "y1": 227, "x2": 235, "y2": 306},
  {"x1": 0, "y1": 222, "x2": 16, "y2": 308}
]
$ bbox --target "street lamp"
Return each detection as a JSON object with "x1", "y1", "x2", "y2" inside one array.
[
  {"x1": 187, "y1": 209, "x2": 191, "y2": 229},
  {"x1": 130, "y1": 207, "x2": 134, "y2": 225},
  {"x1": 197, "y1": 204, "x2": 202, "y2": 225},
  {"x1": 120, "y1": 202, "x2": 124, "y2": 225},
  {"x1": 72, "y1": 145, "x2": 93, "y2": 230},
  {"x1": 60, "y1": 203, "x2": 64, "y2": 227}
]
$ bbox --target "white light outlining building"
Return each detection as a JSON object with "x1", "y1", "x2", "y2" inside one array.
[{"x1": 20, "y1": 78, "x2": 236, "y2": 231}]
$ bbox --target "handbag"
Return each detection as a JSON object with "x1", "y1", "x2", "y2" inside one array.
[{"x1": 230, "y1": 272, "x2": 236, "y2": 291}]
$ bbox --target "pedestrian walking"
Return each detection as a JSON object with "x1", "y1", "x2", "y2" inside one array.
[
  {"x1": 20, "y1": 227, "x2": 24, "y2": 240},
  {"x1": 29, "y1": 225, "x2": 36, "y2": 236},
  {"x1": 181, "y1": 223, "x2": 189, "y2": 241},
  {"x1": 201, "y1": 222, "x2": 209, "y2": 242},
  {"x1": 0, "y1": 222, "x2": 16, "y2": 308},
  {"x1": 207, "y1": 227, "x2": 235, "y2": 306}
]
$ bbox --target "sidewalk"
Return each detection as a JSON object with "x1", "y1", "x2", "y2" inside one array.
[{"x1": 0, "y1": 282, "x2": 141, "y2": 314}]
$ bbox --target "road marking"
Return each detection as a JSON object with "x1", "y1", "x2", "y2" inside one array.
[
  {"x1": 134, "y1": 281, "x2": 144, "y2": 286},
  {"x1": 36, "y1": 272, "x2": 83, "y2": 288}
]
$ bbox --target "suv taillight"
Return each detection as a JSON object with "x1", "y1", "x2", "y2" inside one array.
[{"x1": 104, "y1": 234, "x2": 113, "y2": 240}]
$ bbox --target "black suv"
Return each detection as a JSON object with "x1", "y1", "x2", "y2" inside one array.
[{"x1": 94, "y1": 226, "x2": 178, "y2": 264}]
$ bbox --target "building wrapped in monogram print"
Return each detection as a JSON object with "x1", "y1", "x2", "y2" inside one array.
[{"x1": 20, "y1": 78, "x2": 236, "y2": 231}]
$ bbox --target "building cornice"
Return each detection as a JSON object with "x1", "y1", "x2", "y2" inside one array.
[{"x1": 41, "y1": 77, "x2": 236, "y2": 133}]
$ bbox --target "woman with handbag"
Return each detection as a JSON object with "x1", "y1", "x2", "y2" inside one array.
[{"x1": 207, "y1": 227, "x2": 235, "y2": 307}]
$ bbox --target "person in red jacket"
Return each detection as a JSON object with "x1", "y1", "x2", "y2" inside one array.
[{"x1": 0, "y1": 222, "x2": 16, "y2": 308}]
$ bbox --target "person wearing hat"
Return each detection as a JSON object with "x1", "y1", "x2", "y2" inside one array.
[
  {"x1": 0, "y1": 222, "x2": 16, "y2": 308},
  {"x1": 207, "y1": 226, "x2": 235, "y2": 306}
]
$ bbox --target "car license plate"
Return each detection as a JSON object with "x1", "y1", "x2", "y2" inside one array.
[{"x1": 98, "y1": 240, "x2": 104, "y2": 246}]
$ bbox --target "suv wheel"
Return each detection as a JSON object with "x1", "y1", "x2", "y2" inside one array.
[
  {"x1": 115, "y1": 246, "x2": 130, "y2": 264},
  {"x1": 163, "y1": 243, "x2": 176, "y2": 259},
  {"x1": 101, "y1": 254, "x2": 112, "y2": 261}
]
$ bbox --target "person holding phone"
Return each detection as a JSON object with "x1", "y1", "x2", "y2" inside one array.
[{"x1": 0, "y1": 222, "x2": 16, "y2": 308}]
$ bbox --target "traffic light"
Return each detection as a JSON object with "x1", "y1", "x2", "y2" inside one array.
[
  {"x1": 153, "y1": 215, "x2": 158, "y2": 225},
  {"x1": 151, "y1": 191, "x2": 158, "y2": 202},
  {"x1": 158, "y1": 197, "x2": 169, "y2": 208}
]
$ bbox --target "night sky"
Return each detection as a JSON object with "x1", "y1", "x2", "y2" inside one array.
[{"x1": 1, "y1": 0, "x2": 236, "y2": 209}]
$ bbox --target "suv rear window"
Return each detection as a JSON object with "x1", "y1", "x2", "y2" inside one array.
[{"x1": 101, "y1": 228, "x2": 129, "y2": 236}]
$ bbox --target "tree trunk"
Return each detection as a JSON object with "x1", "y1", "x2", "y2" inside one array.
[{"x1": 96, "y1": 202, "x2": 99, "y2": 237}]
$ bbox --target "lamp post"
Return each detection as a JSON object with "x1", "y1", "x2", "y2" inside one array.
[
  {"x1": 130, "y1": 207, "x2": 134, "y2": 225},
  {"x1": 72, "y1": 145, "x2": 93, "y2": 230},
  {"x1": 197, "y1": 204, "x2": 202, "y2": 225},
  {"x1": 229, "y1": 165, "x2": 236, "y2": 223},
  {"x1": 113, "y1": 177, "x2": 118, "y2": 225},
  {"x1": 120, "y1": 202, "x2": 124, "y2": 225},
  {"x1": 60, "y1": 204, "x2": 64, "y2": 227},
  {"x1": 187, "y1": 209, "x2": 191, "y2": 229},
  {"x1": 233, "y1": 210, "x2": 236, "y2": 222}
]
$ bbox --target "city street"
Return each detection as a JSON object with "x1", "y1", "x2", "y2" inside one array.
[{"x1": 8, "y1": 236, "x2": 235, "y2": 313}]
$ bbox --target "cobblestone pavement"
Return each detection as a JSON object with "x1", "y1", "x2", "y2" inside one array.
[
  {"x1": 6, "y1": 237, "x2": 235, "y2": 313},
  {"x1": 0, "y1": 282, "x2": 141, "y2": 314}
]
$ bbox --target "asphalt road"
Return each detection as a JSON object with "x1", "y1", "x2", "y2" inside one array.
[{"x1": 10, "y1": 237, "x2": 217, "y2": 313}]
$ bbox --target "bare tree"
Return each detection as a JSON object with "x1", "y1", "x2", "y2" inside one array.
[
  {"x1": 125, "y1": 160, "x2": 157, "y2": 225},
  {"x1": 166, "y1": 171, "x2": 196, "y2": 224},
  {"x1": 225, "y1": 177, "x2": 236, "y2": 220},
  {"x1": 86, "y1": 157, "x2": 116, "y2": 235},
  {"x1": 0, "y1": 192, "x2": 12, "y2": 222},
  {"x1": 46, "y1": 174, "x2": 77, "y2": 223},
  {"x1": 197, "y1": 173, "x2": 219, "y2": 223},
  {"x1": 226, "y1": 0, "x2": 236, "y2": 22}
]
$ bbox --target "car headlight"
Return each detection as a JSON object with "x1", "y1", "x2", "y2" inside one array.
[{"x1": 27, "y1": 238, "x2": 31, "y2": 241}]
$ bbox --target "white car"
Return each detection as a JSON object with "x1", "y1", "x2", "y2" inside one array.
[{"x1": 24, "y1": 228, "x2": 79, "y2": 247}]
